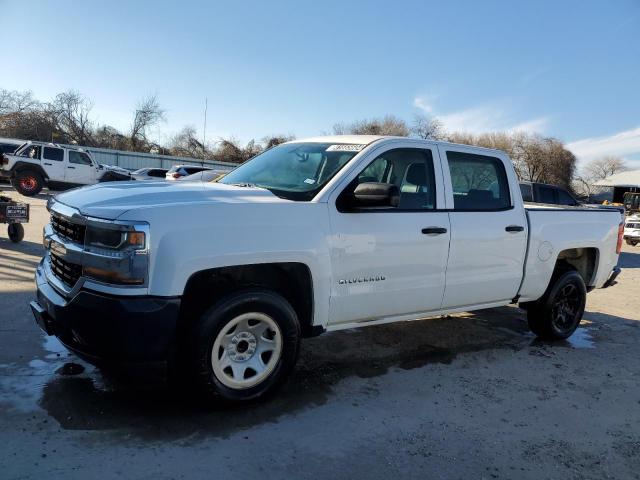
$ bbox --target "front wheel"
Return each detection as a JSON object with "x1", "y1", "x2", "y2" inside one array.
[
  {"x1": 527, "y1": 270, "x2": 587, "y2": 340},
  {"x1": 187, "y1": 289, "x2": 301, "y2": 402},
  {"x1": 625, "y1": 238, "x2": 638, "y2": 246}
]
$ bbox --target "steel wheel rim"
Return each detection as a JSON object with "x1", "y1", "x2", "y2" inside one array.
[
  {"x1": 211, "y1": 312, "x2": 283, "y2": 389},
  {"x1": 551, "y1": 283, "x2": 581, "y2": 333},
  {"x1": 19, "y1": 176, "x2": 37, "y2": 191}
]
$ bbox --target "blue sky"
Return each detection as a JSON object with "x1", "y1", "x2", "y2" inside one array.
[{"x1": 1, "y1": 0, "x2": 639, "y2": 168}]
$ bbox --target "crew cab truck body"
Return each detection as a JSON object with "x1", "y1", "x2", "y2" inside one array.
[
  {"x1": 0, "y1": 141, "x2": 130, "y2": 196},
  {"x1": 31, "y1": 136, "x2": 623, "y2": 402}
]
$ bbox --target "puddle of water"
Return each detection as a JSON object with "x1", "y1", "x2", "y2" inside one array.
[{"x1": 565, "y1": 327, "x2": 595, "y2": 349}]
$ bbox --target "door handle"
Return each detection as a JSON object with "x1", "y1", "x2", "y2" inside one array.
[
  {"x1": 67, "y1": 166, "x2": 76, "y2": 169},
  {"x1": 505, "y1": 225, "x2": 524, "y2": 232},
  {"x1": 422, "y1": 227, "x2": 448, "y2": 235},
  {"x1": 43, "y1": 162, "x2": 52, "y2": 166}
]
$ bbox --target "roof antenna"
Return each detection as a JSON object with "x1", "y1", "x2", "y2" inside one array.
[{"x1": 202, "y1": 97, "x2": 208, "y2": 167}]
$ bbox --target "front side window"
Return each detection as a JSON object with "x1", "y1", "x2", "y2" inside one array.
[
  {"x1": 43, "y1": 147, "x2": 63, "y2": 162},
  {"x1": 219, "y1": 142, "x2": 362, "y2": 201},
  {"x1": 68, "y1": 151, "x2": 92, "y2": 165},
  {"x1": 446, "y1": 151, "x2": 511, "y2": 210},
  {"x1": 340, "y1": 148, "x2": 437, "y2": 211},
  {"x1": 18, "y1": 145, "x2": 41, "y2": 159}
]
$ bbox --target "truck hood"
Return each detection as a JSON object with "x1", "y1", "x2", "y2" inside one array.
[{"x1": 53, "y1": 181, "x2": 289, "y2": 219}]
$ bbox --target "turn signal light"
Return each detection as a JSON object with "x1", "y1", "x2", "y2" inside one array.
[
  {"x1": 126, "y1": 231, "x2": 146, "y2": 249},
  {"x1": 616, "y1": 222, "x2": 624, "y2": 254}
]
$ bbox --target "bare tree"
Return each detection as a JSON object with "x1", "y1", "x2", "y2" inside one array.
[
  {"x1": 411, "y1": 114, "x2": 444, "y2": 140},
  {"x1": 169, "y1": 125, "x2": 208, "y2": 158},
  {"x1": 584, "y1": 156, "x2": 628, "y2": 181},
  {"x1": 333, "y1": 115, "x2": 410, "y2": 136},
  {"x1": 262, "y1": 134, "x2": 295, "y2": 150},
  {"x1": 0, "y1": 89, "x2": 38, "y2": 114},
  {"x1": 213, "y1": 137, "x2": 262, "y2": 164},
  {"x1": 130, "y1": 95, "x2": 165, "y2": 148},
  {"x1": 47, "y1": 90, "x2": 95, "y2": 145}
]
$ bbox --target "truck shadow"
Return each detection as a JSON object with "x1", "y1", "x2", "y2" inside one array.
[
  {"x1": 30, "y1": 305, "x2": 634, "y2": 443},
  {"x1": 619, "y1": 249, "x2": 640, "y2": 269}
]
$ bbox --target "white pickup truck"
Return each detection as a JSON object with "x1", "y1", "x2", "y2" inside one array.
[
  {"x1": 0, "y1": 141, "x2": 131, "y2": 196},
  {"x1": 31, "y1": 135, "x2": 623, "y2": 402}
]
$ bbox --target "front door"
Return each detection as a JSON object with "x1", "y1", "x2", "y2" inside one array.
[
  {"x1": 65, "y1": 150, "x2": 97, "y2": 185},
  {"x1": 42, "y1": 146, "x2": 65, "y2": 182},
  {"x1": 438, "y1": 145, "x2": 528, "y2": 309},
  {"x1": 327, "y1": 143, "x2": 450, "y2": 326}
]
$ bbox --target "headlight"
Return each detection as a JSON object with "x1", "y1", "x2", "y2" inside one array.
[
  {"x1": 82, "y1": 223, "x2": 149, "y2": 285},
  {"x1": 85, "y1": 226, "x2": 146, "y2": 251}
]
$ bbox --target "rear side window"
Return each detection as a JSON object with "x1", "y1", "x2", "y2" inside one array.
[
  {"x1": 446, "y1": 151, "x2": 511, "y2": 210},
  {"x1": 68, "y1": 151, "x2": 93, "y2": 165},
  {"x1": 557, "y1": 189, "x2": 577, "y2": 206},
  {"x1": 185, "y1": 166, "x2": 207, "y2": 174},
  {"x1": 148, "y1": 169, "x2": 166, "y2": 177},
  {"x1": 520, "y1": 184, "x2": 533, "y2": 202},
  {"x1": 43, "y1": 147, "x2": 64, "y2": 162},
  {"x1": 538, "y1": 186, "x2": 556, "y2": 204}
]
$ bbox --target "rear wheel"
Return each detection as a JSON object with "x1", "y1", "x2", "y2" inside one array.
[
  {"x1": 625, "y1": 238, "x2": 638, "y2": 246},
  {"x1": 527, "y1": 270, "x2": 587, "y2": 340},
  {"x1": 7, "y1": 223, "x2": 24, "y2": 243},
  {"x1": 12, "y1": 170, "x2": 44, "y2": 196},
  {"x1": 187, "y1": 289, "x2": 301, "y2": 402}
]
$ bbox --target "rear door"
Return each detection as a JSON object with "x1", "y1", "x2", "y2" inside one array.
[
  {"x1": 65, "y1": 151, "x2": 97, "y2": 184},
  {"x1": 438, "y1": 145, "x2": 528, "y2": 308},
  {"x1": 42, "y1": 146, "x2": 65, "y2": 181}
]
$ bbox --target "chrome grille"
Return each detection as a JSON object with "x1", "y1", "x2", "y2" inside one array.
[
  {"x1": 626, "y1": 222, "x2": 640, "y2": 229},
  {"x1": 49, "y1": 252, "x2": 82, "y2": 287},
  {"x1": 51, "y1": 214, "x2": 85, "y2": 244}
]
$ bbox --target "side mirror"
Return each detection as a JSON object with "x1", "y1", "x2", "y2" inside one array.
[{"x1": 352, "y1": 182, "x2": 400, "y2": 208}]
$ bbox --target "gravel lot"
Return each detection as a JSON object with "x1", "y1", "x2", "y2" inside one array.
[{"x1": 1, "y1": 185, "x2": 639, "y2": 480}]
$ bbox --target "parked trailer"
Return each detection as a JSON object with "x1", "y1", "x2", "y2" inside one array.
[{"x1": 0, "y1": 195, "x2": 29, "y2": 242}]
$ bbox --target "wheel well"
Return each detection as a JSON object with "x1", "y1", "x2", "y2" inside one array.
[
  {"x1": 554, "y1": 247, "x2": 598, "y2": 286},
  {"x1": 11, "y1": 162, "x2": 49, "y2": 180},
  {"x1": 179, "y1": 263, "x2": 316, "y2": 337}
]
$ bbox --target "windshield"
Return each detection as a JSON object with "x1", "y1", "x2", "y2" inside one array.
[{"x1": 219, "y1": 142, "x2": 362, "y2": 200}]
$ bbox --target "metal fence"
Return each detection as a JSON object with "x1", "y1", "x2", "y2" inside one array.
[{"x1": 59, "y1": 144, "x2": 238, "y2": 172}]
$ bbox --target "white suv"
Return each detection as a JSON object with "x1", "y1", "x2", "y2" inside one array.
[{"x1": 0, "y1": 141, "x2": 130, "y2": 196}]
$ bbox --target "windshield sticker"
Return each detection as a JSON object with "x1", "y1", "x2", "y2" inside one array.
[
  {"x1": 304, "y1": 178, "x2": 316, "y2": 184},
  {"x1": 326, "y1": 144, "x2": 367, "y2": 152}
]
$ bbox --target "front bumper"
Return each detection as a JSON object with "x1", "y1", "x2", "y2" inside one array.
[{"x1": 32, "y1": 261, "x2": 180, "y2": 365}]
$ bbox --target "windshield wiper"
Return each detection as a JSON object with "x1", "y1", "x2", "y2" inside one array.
[{"x1": 230, "y1": 182, "x2": 261, "y2": 188}]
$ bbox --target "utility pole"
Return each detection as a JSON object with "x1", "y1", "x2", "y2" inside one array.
[{"x1": 202, "y1": 98, "x2": 208, "y2": 166}]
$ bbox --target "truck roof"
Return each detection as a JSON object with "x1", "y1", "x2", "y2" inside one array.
[{"x1": 287, "y1": 135, "x2": 509, "y2": 157}]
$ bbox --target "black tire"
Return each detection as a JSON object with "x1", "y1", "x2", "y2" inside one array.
[
  {"x1": 625, "y1": 238, "x2": 638, "y2": 246},
  {"x1": 7, "y1": 223, "x2": 24, "y2": 243},
  {"x1": 187, "y1": 289, "x2": 301, "y2": 403},
  {"x1": 12, "y1": 170, "x2": 44, "y2": 196},
  {"x1": 527, "y1": 270, "x2": 587, "y2": 340}
]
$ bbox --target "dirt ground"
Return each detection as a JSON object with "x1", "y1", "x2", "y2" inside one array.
[{"x1": 0, "y1": 184, "x2": 639, "y2": 480}]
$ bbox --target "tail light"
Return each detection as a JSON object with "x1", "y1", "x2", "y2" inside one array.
[
  {"x1": 616, "y1": 222, "x2": 624, "y2": 254},
  {"x1": 171, "y1": 172, "x2": 181, "y2": 179},
  {"x1": 1, "y1": 154, "x2": 7, "y2": 165}
]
